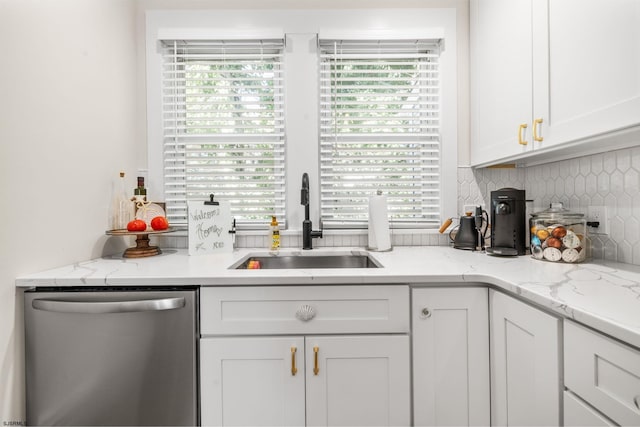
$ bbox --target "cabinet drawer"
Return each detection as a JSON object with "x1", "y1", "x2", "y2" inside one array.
[
  {"x1": 564, "y1": 391, "x2": 614, "y2": 427},
  {"x1": 565, "y1": 320, "x2": 640, "y2": 426},
  {"x1": 201, "y1": 285, "x2": 409, "y2": 335}
]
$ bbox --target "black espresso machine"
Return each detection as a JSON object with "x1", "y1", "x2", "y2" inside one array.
[{"x1": 486, "y1": 188, "x2": 526, "y2": 256}]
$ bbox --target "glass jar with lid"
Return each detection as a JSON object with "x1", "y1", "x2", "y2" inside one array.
[{"x1": 529, "y1": 203, "x2": 588, "y2": 263}]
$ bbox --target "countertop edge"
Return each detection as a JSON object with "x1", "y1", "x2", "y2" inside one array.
[{"x1": 15, "y1": 247, "x2": 640, "y2": 350}]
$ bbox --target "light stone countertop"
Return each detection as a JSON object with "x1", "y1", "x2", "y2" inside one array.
[{"x1": 16, "y1": 246, "x2": 640, "y2": 349}]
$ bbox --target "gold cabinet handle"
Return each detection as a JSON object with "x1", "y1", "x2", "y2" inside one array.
[
  {"x1": 518, "y1": 123, "x2": 528, "y2": 145},
  {"x1": 533, "y1": 118, "x2": 544, "y2": 142},
  {"x1": 291, "y1": 346, "x2": 298, "y2": 376},
  {"x1": 313, "y1": 346, "x2": 319, "y2": 375}
]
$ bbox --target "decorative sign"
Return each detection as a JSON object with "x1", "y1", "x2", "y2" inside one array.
[{"x1": 187, "y1": 200, "x2": 233, "y2": 255}]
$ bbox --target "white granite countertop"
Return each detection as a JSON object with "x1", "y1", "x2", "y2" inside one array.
[{"x1": 16, "y1": 246, "x2": 640, "y2": 349}]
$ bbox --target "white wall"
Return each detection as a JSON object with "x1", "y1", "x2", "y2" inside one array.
[{"x1": 0, "y1": 0, "x2": 137, "y2": 421}]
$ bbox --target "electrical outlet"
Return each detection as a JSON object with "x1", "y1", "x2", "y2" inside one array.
[{"x1": 587, "y1": 206, "x2": 609, "y2": 235}]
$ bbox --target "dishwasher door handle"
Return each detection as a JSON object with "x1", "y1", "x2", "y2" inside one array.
[{"x1": 32, "y1": 297, "x2": 186, "y2": 314}]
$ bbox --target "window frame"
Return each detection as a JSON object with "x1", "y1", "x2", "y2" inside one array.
[
  {"x1": 158, "y1": 38, "x2": 286, "y2": 228},
  {"x1": 318, "y1": 38, "x2": 444, "y2": 229},
  {"x1": 146, "y1": 9, "x2": 458, "y2": 232}
]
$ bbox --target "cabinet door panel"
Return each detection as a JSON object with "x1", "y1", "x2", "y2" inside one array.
[
  {"x1": 200, "y1": 337, "x2": 305, "y2": 427},
  {"x1": 490, "y1": 290, "x2": 561, "y2": 426},
  {"x1": 412, "y1": 287, "x2": 490, "y2": 426},
  {"x1": 542, "y1": 0, "x2": 640, "y2": 147},
  {"x1": 471, "y1": 0, "x2": 534, "y2": 165},
  {"x1": 305, "y1": 335, "x2": 410, "y2": 427}
]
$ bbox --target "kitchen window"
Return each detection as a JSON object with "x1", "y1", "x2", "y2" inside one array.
[
  {"x1": 318, "y1": 39, "x2": 442, "y2": 228},
  {"x1": 146, "y1": 10, "x2": 458, "y2": 233},
  {"x1": 159, "y1": 39, "x2": 286, "y2": 227}
]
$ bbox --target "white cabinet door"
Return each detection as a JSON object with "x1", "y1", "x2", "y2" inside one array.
[
  {"x1": 305, "y1": 335, "x2": 410, "y2": 427},
  {"x1": 490, "y1": 290, "x2": 561, "y2": 426},
  {"x1": 412, "y1": 287, "x2": 490, "y2": 426},
  {"x1": 470, "y1": 0, "x2": 535, "y2": 166},
  {"x1": 200, "y1": 337, "x2": 306, "y2": 427},
  {"x1": 539, "y1": 0, "x2": 640, "y2": 149}
]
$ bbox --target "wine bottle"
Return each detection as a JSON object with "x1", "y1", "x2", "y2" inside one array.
[{"x1": 134, "y1": 176, "x2": 147, "y2": 202}]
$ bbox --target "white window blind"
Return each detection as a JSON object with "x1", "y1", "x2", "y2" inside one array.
[
  {"x1": 161, "y1": 39, "x2": 286, "y2": 227},
  {"x1": 318, "y1": 39, "x2": 442, "y2": 228}
]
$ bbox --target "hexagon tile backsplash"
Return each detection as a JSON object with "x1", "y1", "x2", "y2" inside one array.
[{"x1": 459, "y1": 145, "x2": 640, "y2": 265}]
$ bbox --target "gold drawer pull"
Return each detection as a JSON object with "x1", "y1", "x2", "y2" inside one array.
[
  {"x1": 313, "y1": 346, "x2": 319, "y2": 375},
  {"x1": 533, "y1": 118, "x2": 544, "y2": 142},
  {"x1": 518, "y1": 123, "x2": 528, "y2": 145},
  {"x1": 291, "y1": 346, "x2": 298, "y2": 376}
]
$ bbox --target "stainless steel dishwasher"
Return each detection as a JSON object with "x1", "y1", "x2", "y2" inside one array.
[{"x1": 25, "y1": 287, "x2": 198, "y2": 426}]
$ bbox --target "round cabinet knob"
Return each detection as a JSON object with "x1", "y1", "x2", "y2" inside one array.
[
  {"x1": 295, "y1": 304, "x2": 316, "y2": 321},
  {"x1": 420, "y1": 307, "x2": 431, "y2": 319}
]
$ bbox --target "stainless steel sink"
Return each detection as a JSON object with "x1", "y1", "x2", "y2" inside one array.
[{"x1": 232, "y1": 253, "x2": 382, "y2": 269}]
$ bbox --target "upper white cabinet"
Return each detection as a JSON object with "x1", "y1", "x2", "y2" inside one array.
[
  {"x1": 489, "y1": 290, "x2": 561, "y2": 426},
  {"x1": 471, "y1": 0, "x2": 640, "y2": 167},
  {"x1": 470, "y1": 0, "x2": 536, "y2": 165},
  {"x1": 544, "y1": 0, "x2": 640, "y2": 147}
]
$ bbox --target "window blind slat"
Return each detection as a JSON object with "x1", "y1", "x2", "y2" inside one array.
[
  {"x1": 320, "y1": 101, "x2": 439, "y2": 107},
  {"x1": 318, "y1": 38, "x2": 441, "y2": 227},
  {"x1": 161, "y1": 39, "x2": 286, "y2": 227}
]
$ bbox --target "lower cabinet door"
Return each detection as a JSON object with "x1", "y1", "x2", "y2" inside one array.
[
  {"x1": 490, "y1": 290, "x2": 561, "y2": 426},
  {"x1": 412, "y1": 287, "x2": 490, "y2": 426},
  {"x1": 305, "y1": 335, "x2": 411, "y2": 427},
  {"x1": 200, "y1": 336, "x2": 306, "y2": 427}
]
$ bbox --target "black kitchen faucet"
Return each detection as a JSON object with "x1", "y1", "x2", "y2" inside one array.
[{"x1": 301, "y1": 173, "x2": 323, "y2": 249}]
